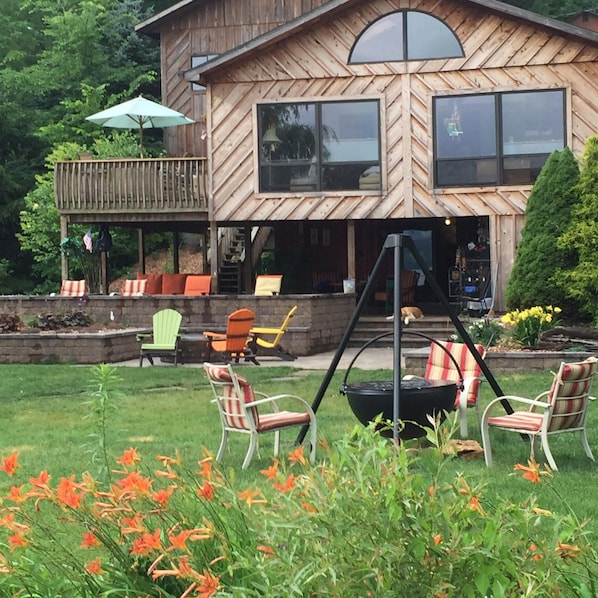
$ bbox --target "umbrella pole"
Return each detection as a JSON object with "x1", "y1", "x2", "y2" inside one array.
[{"x1": 139, "y1": 126, "x2": 144, "y2": 158}]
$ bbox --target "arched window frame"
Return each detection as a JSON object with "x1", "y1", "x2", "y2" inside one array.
[{"x1": 349, "y1": 10, "x2": 464, "y2": 64}]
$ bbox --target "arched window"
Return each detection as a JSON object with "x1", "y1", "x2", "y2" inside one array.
[{"x1": 349, "y1": 10, "x2": 463, "y2": 64}]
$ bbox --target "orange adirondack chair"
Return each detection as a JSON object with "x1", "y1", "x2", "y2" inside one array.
[
  {"x1": 184, "y1": 275, "x2": 212, "y2": 296},
  {"x1": 203, "y1": 308, "x2": 259, "y2": 365}
]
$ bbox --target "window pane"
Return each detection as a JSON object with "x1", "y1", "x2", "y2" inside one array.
[
  {"x1": 322, "y1": 101, "x2": 379, "y2": 163},
  {"x1": 350, "y1": 13, "x2": 403, "y2": 63},
  {"x1": 435, "y1": 95, "x2": 496, "y2": 159},
  {"x1": 191, "y1": 54, "x2": 218, "y2": 91},
  {"x1": 407, "y1": 12, "x2": 462, "y2": 60},
  {"x1": 436, "y1": 158, "x2": 497, "y2": 187},
  {"x1": 502, "y1": 90, "x2": 564, "y2": 155},
  {"x1": 502, "y1": 155, "x2": 548, "y2": 185}
]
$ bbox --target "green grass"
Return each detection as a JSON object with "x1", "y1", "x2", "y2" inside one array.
[{"x1": 0, "y1": 363, "x2": 597, "y2": 539}]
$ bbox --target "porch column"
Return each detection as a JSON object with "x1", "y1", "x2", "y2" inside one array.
[
  {"x1": 347, "y1": 220, "x2": 356, "y2": 280},
  {"x1": 60, "y1": 216, "x2": 69, "y2": 280},
  {"x1": 209, "y1": 221, "x2": 218, "y2": 292},
  {"x1": 173, "y1": 231, "x2": 180, "y2": 273},
  {"x1": 242, "y1": 226, "x2": 252, "y2": 292},
  {"x1": 138, "y1": 229, "x2": 145, "y2": 274}
]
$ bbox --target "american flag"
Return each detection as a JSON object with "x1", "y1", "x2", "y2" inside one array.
[{"x1": 83, "y1": 230, "x2": 93, "y2": 252}]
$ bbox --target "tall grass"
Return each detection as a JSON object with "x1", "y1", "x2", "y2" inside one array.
[{"x1": 0, "y1": 363, "x2": 596, "y2": 539}]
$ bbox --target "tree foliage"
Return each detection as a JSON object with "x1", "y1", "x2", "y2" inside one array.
[
  {"x1": 555, "y1": 135, "x2": 598, "y2": 320},
  {"x1": 505, "y1": 148, "x2": 581, "y2": 312}
]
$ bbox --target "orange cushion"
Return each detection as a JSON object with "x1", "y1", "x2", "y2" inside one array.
[
  {"x1": 136, "y1": 273, "x2": 162, "y2": 295},
  {"x1": 60, "y1": 280, "x2": 88, "y2": 296},
  {"x1": 184, "y1": 275, "x2": 212, "y2": 296},
  {"x1": 161, "y1": 273, "x2": 187, "y2": 294}
]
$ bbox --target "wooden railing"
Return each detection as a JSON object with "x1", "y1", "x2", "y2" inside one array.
[{"x1": 54, "y1": 157, "x2": 208, "y2": 217}]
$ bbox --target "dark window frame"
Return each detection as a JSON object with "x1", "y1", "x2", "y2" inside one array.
[
  {"x1": 349, "y1": 9, "x2": 464, "y2": 64},
  {"x1": 433, "y1": 89, "x2": 566, "y2": 188},
  {"x1": 257, "y1": 100, "x2": 381, "y2": 193}
]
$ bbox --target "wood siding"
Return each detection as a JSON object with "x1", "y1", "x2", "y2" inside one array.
[{"x1": 195, "y1": 0, "x2": 598, "y2": 307}]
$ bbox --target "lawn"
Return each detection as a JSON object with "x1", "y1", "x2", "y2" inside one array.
[{"x1": 0, "y1": 361, "x2": 596, "y2": 541}]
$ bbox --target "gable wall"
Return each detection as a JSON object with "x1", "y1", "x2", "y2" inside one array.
[{"x1": 158, "y1": 0, "x2": 328, "y2": 156}]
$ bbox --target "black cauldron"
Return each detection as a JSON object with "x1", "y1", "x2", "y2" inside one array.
[{"x1": 341, "y1": 378, "x2": 457, "y2": 439}]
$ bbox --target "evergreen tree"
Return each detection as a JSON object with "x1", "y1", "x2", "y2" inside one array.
[
  {"x1": 505, "y1": 148, "x2": 580, "y2": 312},
  {"x1": 556, "y1": 135, "x2": 598, "y2": 320}
]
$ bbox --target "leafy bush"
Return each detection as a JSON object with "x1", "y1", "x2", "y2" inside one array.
[
  {"x1": 0, "y1": 414, "x2": 594, "y2": 597},
  {"x1": 501, "y1": 305, "x2": 561, "y2": 348},
  {"x1": 465, "y1": 317, "x2": 503, "y2": 347},
  {"x1": 36, "y1": 309, "x2": 92, "y2": 330}
]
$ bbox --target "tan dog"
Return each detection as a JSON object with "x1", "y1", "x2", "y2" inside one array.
[{"x1": 386, "y1": 306, "x2": 425, "y2": 325}]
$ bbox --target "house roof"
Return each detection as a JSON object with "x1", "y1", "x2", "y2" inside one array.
[
  {"x1": 136, "y1": 0, "x2": 201, "y2": 36},
  {"x1": 174, "y1": 0, "x2": 598, "y2": 84}
]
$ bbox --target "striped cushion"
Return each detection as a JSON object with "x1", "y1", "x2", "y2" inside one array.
[
  {"x1": 204, "y1": 364, "x2": 257, "y2": 430},
  {"x1": 487, "y1": 411, "x2": 543, "y2": 432},
  {"x1": 424, "y1": 341, "x2": 484, "y2": 408},
  {"x1": 257, "y1": 411, "x2": 311, "y2": 432},
  {"x1": 122, "y1": 279, "x2": 147, "y2": 296},
  {"x1": 547, "y1": 358, "x2": 597, "y2": 432},
  {"x1": 60, "y1": 280, "x2": 88, "y2": 297}
]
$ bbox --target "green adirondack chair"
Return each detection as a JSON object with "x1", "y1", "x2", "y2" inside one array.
[{"x1": 137, "y1": 308, "x2": 183, "y2": 366}]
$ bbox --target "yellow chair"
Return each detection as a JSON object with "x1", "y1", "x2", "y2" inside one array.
[
  {"x1": 254, "y1": 274, "x2": 282, "y2": 296},
  {"x1": 137, "y1": 308, "x2": 183, "y2": 367},
  {"x1": 249, "y1": 305, "x2": 297, "y2": 361}
]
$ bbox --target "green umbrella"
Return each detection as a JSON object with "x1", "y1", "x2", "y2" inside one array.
[{"x1": 86, "y1": 96, "x2": 195, "y2": 157}]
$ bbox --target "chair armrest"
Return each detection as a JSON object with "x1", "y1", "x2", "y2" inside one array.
[
  {"x1": 247, "y1": 393, "x2": 315, "y2": 417},
  {"x1": 136, "y1": 333, "x2": 152, "y2": 341},
  {"x1": 250, "y1": 326, "x2": 281, "y2": 335},
  {"x1": 203, "y1": 331, "x2": 226, "y2": 340}
]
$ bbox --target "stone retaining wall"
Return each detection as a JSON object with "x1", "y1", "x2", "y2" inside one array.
[
  {"x1": 0, "y1": 294, "x2": 355, "y2": 364},
  {"x1": 404, "y1": 348, "x2": 595, "y2": 375}
]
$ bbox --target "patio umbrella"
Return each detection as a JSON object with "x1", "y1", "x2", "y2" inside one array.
[{"x1": 86, "y1": 96, "x2": 195, "y2": 158}]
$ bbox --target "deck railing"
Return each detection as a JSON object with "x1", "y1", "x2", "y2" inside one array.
[{"x1": 54, "y1": 157, "x2": 208, "y2": 216}]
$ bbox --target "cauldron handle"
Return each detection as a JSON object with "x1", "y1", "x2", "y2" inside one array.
[{"x1": 340, "y1": 330, "x2": 464, "y2": 394}]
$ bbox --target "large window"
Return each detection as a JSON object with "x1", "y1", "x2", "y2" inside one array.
[
  {"x1": 349, "y1": 10, "x2": 463, "y2": 63},
  {"x1": 257, "y1": 100, "x2": 380, "y2": 193},
  {"x1": 434, "y1": 89, "x2": 565, "y2": 187},
  {"x1": 191, "y1": 55, "x2": 218, "y2": 91}
]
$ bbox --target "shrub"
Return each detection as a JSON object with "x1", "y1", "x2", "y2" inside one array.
[
  {"x1": 505, "y1": 148, "x2": 580, "y2": 312},
  {"x1": 0, "y1": 312, "x2": 23, "y2": 333},
  {"x1": 465, "y1": 317, "x2": 503, "y2": 347},
  {"x1": 0, "y1": 418, "x2": 594, "y2": 597},
  {"x1": 501, "y1": 305, "x2": 561, "y2": 348}
]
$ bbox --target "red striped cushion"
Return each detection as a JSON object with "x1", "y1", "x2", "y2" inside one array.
[
  {"x1": 424, "y1": 342, "x2": 484, "y2": 408},
  {"x1": 204, "y1": 364, "x2": 257, "y2": 430},
  {"x1": 122, "y1": 279, "x2": 147, "y2": 296},
  {"x1": 547, "y1": 358, "x2": 597, "y2": 431},
  {"x1": 487, "y1": 411, "x2": 543, "y2": 432},
  {"x1": 257, "y1": 411, "x2": 311, "y2": 432},
  {"x1": 60, "y1": 280, "x2": 88, "y2": 296}
]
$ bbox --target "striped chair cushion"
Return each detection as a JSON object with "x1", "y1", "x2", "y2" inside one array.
[
  {"x1": 60, "y1": 280, "x2": 88, "y2": 297},
  {"x1": 122, "y1": 279, "x2": 147, "y2": 296},
  {"x1": 546, "y1": 358, "x2": 597, "y2": 432},
  {"x1": 487, "y1": 411, "x2": 543, "y2": 432},
  {"x1": 204, "y1": 364, "x2": 257, "y2": 430},
  {"x1": 257, "y1": 411, "x2": 311, "y2": 432},
  {"x1": 424, "y1": 341, "x2": 484, "y2": 407}
]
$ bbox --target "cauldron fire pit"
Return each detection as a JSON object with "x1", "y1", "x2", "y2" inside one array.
[{"x1": 340, "y1": 378, "x2": 457, "y2": 439}]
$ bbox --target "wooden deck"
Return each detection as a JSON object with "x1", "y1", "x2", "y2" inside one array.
[{"x1": 54, "y1": 157, "x2": 208, "y2": 224}]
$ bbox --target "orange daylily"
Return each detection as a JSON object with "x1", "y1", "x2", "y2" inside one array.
[
  {"x1": 56, "y1": 475, "x2": 86, "y2": 509},
  {"x1": 81, "y1": 531, "x2": 102, "y2": 548},
  {"x1": 257, "y1": 544, "x2": 275, "y2": 556},
  {"x1": 288, "y1": 445, "x2": 307, "y2": 466},
  {"x1": 117, "y1": 448, "x2": 142, "y2": 467},
  {"x1": 197, "y1": 481, "x2": 214, "y2": 501},
  {"x1": 193, "y1": 569, "x2": 221, "y2": 598},
  {"x1": 514, "y1": 459, "x2": 552, "y2": 483},
  {"x1": 530, "y1": 543, "x2": 543, "y2": 561},
  {"x1": 85, "y1": 557, "x2": 104, "y2": 575},
  {"x1": 29, "y1": 470, "x2": 51, "y2": 488},
  {"x1": 115, "y1": 471, "x2": 152, "y2": 495},
  {"x1": 131, "y1": 529, "x2": 162, "y2": 556},
  {"x1": 237, "y1": 487, "x2": 264, "y2": 506},
  {"x1": 8, "y1": 533, "x2": 28, "y2": 551},
  {"x1": 260, "y1": 460, "x2": 279, "y2": 480},
  {"x1": 156, "y1": 449, "x2": 182, "y2": 467},
  {"x1": 0, "y1": 451, "x2": 19, "y2": 477},
  {"x1": 556, "y1": 541, "x2": 581, "y2": 560},
  {"x1": 5, "y1": 485, "x2": 25, "y2": 504},
  {"x1": 197, "y1": 457, "x2": 213, "y2": 479},
  {"x1": 273, "y1": 474, "x2": 296, "y2": 494},
  {"x1": 152, "y1": 486, "x2": 176, "y2": 507}
]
